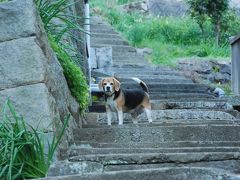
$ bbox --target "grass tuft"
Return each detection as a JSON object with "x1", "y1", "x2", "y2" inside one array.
[{"x1": 0, "y1": 100, "x2": 70, "y2": 179}]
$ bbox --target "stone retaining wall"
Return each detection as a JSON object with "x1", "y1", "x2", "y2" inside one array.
[{"x1": 0, "y1": 0, "x2": 82, "y2": 159}]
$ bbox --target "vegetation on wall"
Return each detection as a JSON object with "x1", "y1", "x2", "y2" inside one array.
[
  {"x1": 90, "y1": 0, "x2": 240, "y2": 66},
  {"x1": 0, "y1": 100, "x2": 69, "y2": 179},
  {"x1": 49, "y1": 35, "x2": 89, "y2": 111},
  {"x1": 35, "y1": 0, "x2": 89, "y2": 111}
]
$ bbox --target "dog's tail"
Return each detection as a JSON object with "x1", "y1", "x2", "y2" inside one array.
[{"x1": 132, "y1": 77, "x2": 149, "y2": 93}]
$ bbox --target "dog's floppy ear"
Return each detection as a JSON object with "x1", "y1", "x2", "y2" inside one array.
[
  {"x1": 113, "y1": 78, "x2": 120, "y2": 91},
  {"x1": 98, "y1": 79, "x2": 104, "y2": 90}
]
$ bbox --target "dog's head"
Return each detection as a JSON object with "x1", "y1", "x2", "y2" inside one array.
[{"x1": 98, "y1": 77, "x2": 120, "y2": 95}]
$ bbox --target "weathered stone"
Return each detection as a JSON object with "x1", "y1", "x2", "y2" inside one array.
[
  {"x1": 0, "y1": 37, "x2": 46, "y2": 90},
  {"x1": 136, "y1": 47, "x2": 153, "y2": 55},
  {"x1": 47, "y1": 160, "x2": 103, "y2": 177},
  {"x1": 95, "y1": 47, "x2": 112, "y2": 68},
  {"x1": 42, "y1": 167, "x2": 240, "y2": 180},
  {"x1": 0, "y1": 83, "x2": 58, "y2": 130},
  {"x1": 0, "y1": 0, "x2": 83, "y2": 160},
  {"x1": 148, "y1": 0, "x2": 189, "y2": 16},
  {"x1": 90, "y1": 47, "x2": 97, "y2": 69},
  {"x1": 0, "y1": 0, "x2": 39, "y2": 42}
]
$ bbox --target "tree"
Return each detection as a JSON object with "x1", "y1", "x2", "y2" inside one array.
[{"x1": 186, "y1": 0, "x2": 229, "y2": 45}]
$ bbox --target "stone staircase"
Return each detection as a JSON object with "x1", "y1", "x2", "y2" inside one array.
[{"x1": 46, "y1": 16, "x2": 240, "y2": 179}]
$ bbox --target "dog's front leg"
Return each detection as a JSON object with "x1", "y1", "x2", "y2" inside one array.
[
  {"x1": 106, "y1": 106, "x2": 112, "y2": 125},
  {"x1": 117, "y1": 109, "x2": 123, "y2": 125}
]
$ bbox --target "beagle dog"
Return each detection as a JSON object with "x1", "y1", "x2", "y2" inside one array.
[{"x1": 98, "y1": 77, "x2": 152, "y2": 125}]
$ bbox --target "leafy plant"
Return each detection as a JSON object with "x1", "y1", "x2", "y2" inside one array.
[
  {"x1": 49, "y1": 35, "x2": 89, "y2": 111},
  {"x1": 0, "y1": 100, "x2": 70, "y2": 179},
  {"x1": 186, "y1": 0, "x2": 229, "y2": 45},
  {"x1": 35, "y1": 0, "x2": 89, "y2": 111}
]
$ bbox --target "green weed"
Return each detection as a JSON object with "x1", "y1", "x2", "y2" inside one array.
[
  {"x1": 49, "y1": 36, "x2": 89, "y2": 112},
  {"x1": 0, "y1": 100, "x2": 69, "y2": 179},
  {"x1": 90, "y1": 1, "x2": 240, "y2": 66},
  {"x1": 35, "y1": 0, "x2": 89, "y2": 111}
]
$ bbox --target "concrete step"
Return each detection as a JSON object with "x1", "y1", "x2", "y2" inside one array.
[
  {"x1": 91, "y1": 32, "x2": 123, "y2": 39},
  {"x1": 147, "y1": 83, "x2": 208, "y2": 89},
  {"x1": 90, "y1": 24, "x2": 115, "y2": 31},
  {"x1": 103, "y1": 159, "x2": 240, "y2": 173},
  {"x1": 149, "y1": 93, "x2": 216, "y2": 100},
  {"x1": 114, "y1": 70, "x2": 182, "y2": 76},
  {"x1": 91, "y1": 38, "x2": 129, "y2": 46},
  {"x1": 84, "y1": 120, "x2": 239, "y2": 127},
  {"x1": 70, "y1": 147, "x2": 240, "y2": 156},
  {"x1": 90, "y1": 29, "x2": 118, "y2": 34},
  {"x1": 151, "y1": 100, "x2": 232, "y2": 110},
  {"x1": 85, "y1": 110, "x2": 237, "y2": 124},
  {"x1": 73, "y1": 141, "x2": 240, "y2": 148},
  {"x1": 112, "y1": 55, "x2": 145, "y2": 62},
  {"x1": 46, "y1": 163, "x2": 238, "y2": 179},
  {"x1": 69, "y1": 151, "x2": 240, "y2": 165},
  {"x1": 112, "y1": 59, "x2": 148, "y2": 64},
  {"x1": 89, "y1": 100, "x2": 231, "y2": 112},
  {"x1": 91, "y1": 44, "x2": 136, "y2": 53},
  {"x1": 112, "y1": 62, "x2": 150, "y2": 67},
  {"x1": 74, "y1": 124, "x2": 240, "y2": 143}
]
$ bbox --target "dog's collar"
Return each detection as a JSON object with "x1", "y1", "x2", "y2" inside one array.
[
  {"x1": 104, "y1": 90, "x2": 121, "y2": 101},
  {"x1": 113, "y1": 89, "x2": 121, "y2": 100}
]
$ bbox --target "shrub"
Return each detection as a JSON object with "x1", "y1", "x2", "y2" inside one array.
[
  {"x1": 0, "y1": 100, "x2": 69, "y2": 179},
  {"x1": 35, "y1": 0, "x2": 89, "y2": 112},
  {"x1": 127, "y1": 24, "x2": 147, "y2": 46},
  {"x1": 186, "y1": 0, "x2": 230, "y2": 45},
  {"x1": 49, "y1": 36, "x2": 89, "y2": 111}
]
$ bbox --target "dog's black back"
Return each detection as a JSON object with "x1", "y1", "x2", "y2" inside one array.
[{"x1": 122, "y1": 89, "x2": 145, "y2": 110}]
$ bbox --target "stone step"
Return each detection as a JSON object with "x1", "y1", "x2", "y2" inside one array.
[
  {"x1": 90, "y1": 24, "x2": 115, "y2": 31},
  {"x1": 151, "y1": 100, "x2": 232, "y2": 110},
  {"x1": 91, "y1": 44, "x2": 136, "y2": 53},
  {"x1": 113, "y1": 59, "x2": 148, "y2": 64},
  {"x1": 86, "y1": 109, "x2": 236, "y2": 124},
  {"x1": 149, "y1": 93, "x2": 216, "y2": 100},
  {"x1": 112, "y1": 55, "x2": 145, "y2": 62},
  {"x1": 84, "y1": 120, "x2": 239, "y2": 127},
  {"x1": 85, "y1": 114, "x2": 238, "y2": 125},
  {"x1": 104, "y1": 160, "x2": 240, "y2": 173},
  {"x1": 147, "y1": 83, "x2": 208, "y2": 89},
  {"x1": 69, "y1": 151, "x2": 240, "y2": 165},
  {"x1": 91, "y1": 32, "x2": 123, "y2": 39},
  {"x1": 89, "y1": 100, "x2": 231, "y2": 112},
  {"x1": 74, "y1": 124, "x2": 240, "y2": 143},
  {"x1": 114, "y1": 70, "x2": 182, "y2": 76},
  {"x1": 112, "y1": 62, "x2": 150, "y2": 67},
  {"x1": 90, "y1": 29, "x2": 118, "y2": 34},
  {"x1": 46, "y1": 163, "x2": 238, "y2": 179},
  {"x1": 73, "y1": 141, "x2": 240, "y2": 148},
  {"x1": 70, "y1": 147, "x2": 240, "y2": 156},
  {"x1": 91, "y1": 38, "x2": 129, "y2": 46},
  {"x1": 115, "y1": 76, "x2": 194, "y2": 83}
]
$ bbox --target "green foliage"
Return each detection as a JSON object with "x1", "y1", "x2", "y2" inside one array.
[
  {"x1": 35, "y1": 0, "x2": 89, "y2": 111},
  {"x1": 49, "y1": 36, "x2": 89, "y2": 111},
  {"x1": 91, "y1": 0, "x2": 240, "y2": 66},
  {"x1": 186, "y1": 0, "x2": 230, "y2": 45},
  {"x1": 35, "y1": 0, "x2": 85, "y2": 43},
  {"x1": 0, "y1": 100, "x2": 70, "y2": 179}
]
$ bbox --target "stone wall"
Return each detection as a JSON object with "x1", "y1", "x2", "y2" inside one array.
[{"x1": 0, "y1": 0, "x2": 82, "y2": 159}]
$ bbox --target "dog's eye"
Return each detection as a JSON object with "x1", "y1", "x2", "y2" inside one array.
[
  {"x1": 103, "y1": 83, "x2": 107, "y2": 85},
  {"x1": 110, "y1": 83, "x2": 113, "y2": 85}
]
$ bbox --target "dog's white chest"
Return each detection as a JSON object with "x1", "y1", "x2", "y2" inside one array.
[{"x1": 106, "y1": 96, "x2": 117, "y2": 112}]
